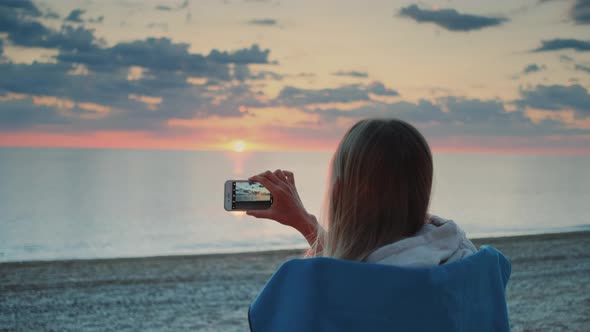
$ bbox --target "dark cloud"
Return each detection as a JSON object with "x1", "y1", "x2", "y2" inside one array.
[
  {"x1": 560, "y1": 54, "x2": 574, "y2": 62},
  {"x1": 207, "y1": 44, "x2": 270, "y2": 64},
  {"x1": 277, "y1": 85, "x2": 369, "y2": 106},
  {"x1": 0, "y1": 60, "x2": 264, "y2": 131},
  {"x1": 441, "y1": 97, "x2": 531, "y2": 129},
  {"x1": 0, "y1": 5, "x2": 102, "y2": 51},
  {"x1": 569, "y1": 77, "x2": 580, "y2": 83},
  {"x1": 303, "y1": 97, "x2": 545, "y2": 136},
  {"x1": 575, "y1": 63, "x2": 590, "y2": 73},
  {"x1": 398, "y1": 4, "x2": 508, "y2": 31},
  {"x1": 0, "y1": 0, "x2": 41, "y2": 17},
  {"x1": 0, "y1": 62, "x2": 136, "y2": 105},
  {"x1": 275, "y1": 82, "x2": 398, "y2": 107},
  {"x1": 516, "y1": 84, "x2": 590, "y2": 118},
  {"x1": 88, "y1": 16, "x2": 104, "y2": 24},
  {"x1": 571, "y1": 0, "x2": 590, "y2": 24},
  {"x1": 248, "y1": 70, "x2": 284, "y2": 80},
  {"x1": 247, "y1": 18, "x2": 278, "y2": 26},
  {"x1": 0, "y1": 39, "x2": 4, "y2": 57},
  {"x1": 0, "y1": 14, "x2": 272, "y2": 132},
  {"x1": 0, "y1": 97, "x2": 68, "y2": 129},
  {"x1": 523, "y1": 63, "x2": 546, "y2": 74},
  {"x1": 0, "y1": 2, "x2": 269, "y2": 132},
  {"x1": 0, "y1": 7, "x2": 51, "y2": 46},
  {"x1": 44, "y1": 10, "x2": 60, "y2": 19},
  {"x1": 533, "y1": 38, "x2": 590, "y2": 52},
  {"x1": 156, "y1": 1, "x2": 189, "y2": 11},
  {"x1": 65, "y1": 9, "x2": 85, "y2": 22},
  {"x1": 56, "y1": 38, "x2": 268, "y2": 80},
  {"x1": 304, "y1": 100, "x2": 445, "y2": 123},
  {"x1": 368, "y1": 82, "x2": 399, "y2": 96},
  {"x1": 275, "y1": 82, "x2": 399, "y2": 107},
  {"x1": 332, "y1": 70, "x2": 369, "y2": 78}
]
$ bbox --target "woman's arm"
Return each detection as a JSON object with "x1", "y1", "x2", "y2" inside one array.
[{"x1": 246, "y1": 170, "x2": 323, "y2": 252}]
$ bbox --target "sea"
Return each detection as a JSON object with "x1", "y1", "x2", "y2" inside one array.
[{"x1": 0, "y1": 147, "x2": 589, "y2": 262}]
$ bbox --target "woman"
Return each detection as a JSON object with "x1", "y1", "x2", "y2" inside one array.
[
  {"x1": 247, "y1": 118, "x2": 477, "y2": 265},
  {"x1": 246, "y1": 118, "x2": 510, "y2": 332}
]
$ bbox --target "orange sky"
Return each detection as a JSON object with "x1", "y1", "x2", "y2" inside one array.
[{"x1": 0, "y1": 0, "x2": 589, "y2": 153}]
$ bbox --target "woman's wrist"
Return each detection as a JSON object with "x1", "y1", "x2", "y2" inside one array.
[{"x1": 291, "y1": 212, "x2": 319, "y2": 247}]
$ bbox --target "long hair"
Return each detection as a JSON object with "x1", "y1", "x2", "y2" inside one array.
[{"x1": 316, "y1": 118, "x2": 433, "y2": 261}]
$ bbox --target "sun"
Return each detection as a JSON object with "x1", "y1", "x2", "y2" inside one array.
[{"x1": 233, "y1": 140, "x2": 247, "y2": 152}]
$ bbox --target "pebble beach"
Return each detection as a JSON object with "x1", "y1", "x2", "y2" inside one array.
[{"x1": 1, "y1": 231, "x2": 589, "y2": 331}]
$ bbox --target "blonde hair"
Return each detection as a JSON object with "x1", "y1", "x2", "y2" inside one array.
[{"x1": 315, "y1": 119, "x2": 433, "y2": 261}]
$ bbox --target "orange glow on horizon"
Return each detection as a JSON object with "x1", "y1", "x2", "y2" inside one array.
[{"x1": 1, "y1": 131, "x2": 590, "y2": 155}]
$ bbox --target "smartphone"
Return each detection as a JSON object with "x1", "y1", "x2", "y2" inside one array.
[{"x1": 224, "y1": 180, "x2": 273, "y2": 211}]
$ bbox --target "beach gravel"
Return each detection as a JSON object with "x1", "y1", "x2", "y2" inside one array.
[{"x1": 1, "y1": 231, "x2": 589, "y2": 331}]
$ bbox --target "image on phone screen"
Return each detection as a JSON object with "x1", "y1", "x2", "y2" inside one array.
[{"x1": 224, "y1": 181, "x2": 272, "y2": 211}]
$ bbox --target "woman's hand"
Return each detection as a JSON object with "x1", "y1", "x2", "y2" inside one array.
[{"x1": 247, "y1": 170, "x2": 319, "y2": 247}]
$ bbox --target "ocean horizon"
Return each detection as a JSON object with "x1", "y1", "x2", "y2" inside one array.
[{"x1": 1, "y1": 147, "x2": 589, "y2": 263}]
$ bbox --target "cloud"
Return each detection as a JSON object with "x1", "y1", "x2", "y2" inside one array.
[
  {"x1": 207, "y1": 44, "x2": 270, "y2": 64},
  {"x1": 0, "y1": 96, "x2": 68, "y2": 129},
  {"x1": 398, "y1": 4, "x2": 508, "y2": 31},
  {"x1": 0, "y1": 10, "x2": 273, "y2": 132},
  {"x1": 332, "y1": 70, "x2": 369, "y2": 78},
  {"x1": 368, "y1": 82, "x2": 399, "y2": 96},
  {"x1": 155, "y1": 1, "x2": 189, "y2": 11},
  {"x1": 88, "y1": 16, "x2": 104, "y2": 24},
  {"x1": 277, "y1": 85, "x2": 369, "y2": 106},
  {"x1": 0, "y1": 5, "x2": 263, "y2": 71},
  {"x1": 533, "y1": 38, "x2": 590, "y2": 52},
  {"x1": 56, "y1": 38, "x2": 269, "y2": 80},
  {"x1": 0, "y1": 59, "x2": 267, "y2": 131},
  {"x1": 0, "y1": 5, "x2": 102, "y2": 51},
  {"x1": 575, "y1": 63, "x2": 590, "y2": 73},
  {"x1": 147, "y1": 22, "x2": 169, "y2": 30},
  {"x1": 441, "y1": 97, "x2": 531, "y2": 130},
  {"x1": 275, "y1": 82, "x2": 398, "y2": 107},
  {"x1": 571, "y1": 0, "x2": 590, "y2": 24},
  {"x1": 65, "y1": 9, "x2": 85, "y2": 22},
  {"x1": 303, "y1": 96, "x2": 546, "y2": 136},
  {"x1": 304, "y1": 99, "x2": 445, "y2": 123},
  {"x1": 247, "y1": 18, "x2": 278, "y2": 26},
  {"x1": 44, "y1": 10, "x2": 60, "y2": 19},
  {"x1": 248, "y1": 70, "x2": 284, "y2": 80},
  {"x1": 512, "y1": 63, "x2": 546, "y2": 80},
  {"x1": 0, "y1": 0, "x2": 41, "y2": 17},
  {"x1": 560, "y1": 54, "x2": 574, "y2": 62},
  {"x1": 523, "y1": 63, "x2": 546, "y2": 74},
  {"x1": 516, "y1": 84, "x2": 590, "y2": 118}
]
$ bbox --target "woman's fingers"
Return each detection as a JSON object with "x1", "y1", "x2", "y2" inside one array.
[
  {"x1": 261, "y1": 170, "x2": 282, "y2": 185},
  {"x1": 246, "y1": 209, "x2": 273, "y2": 219},
  {"x1": 248, "y1": 174, "x2": 277, "y2": 193},
  {"x1": 274, "y1": 169, "x2": 289, "y2": 184},
  {"x1": 284, "y1": 171, "x2": 295, "y2": 186}
]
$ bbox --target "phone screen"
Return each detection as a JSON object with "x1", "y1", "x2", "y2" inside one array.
[{"x1": 228, "y1": 181, "x2": 272, "y2": 210}]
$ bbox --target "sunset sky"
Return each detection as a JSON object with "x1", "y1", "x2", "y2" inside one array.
[{"x1": 0, "y1": 0, "x2": 589, "y2": 152}]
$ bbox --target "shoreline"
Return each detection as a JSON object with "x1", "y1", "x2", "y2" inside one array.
[{"x1": 2, "y1": 229, "x2": 588, "y2": 266}]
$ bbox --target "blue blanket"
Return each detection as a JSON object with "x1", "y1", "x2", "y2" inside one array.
[{"x1": 249, "y1": 246, "x2": 510, "y2": 332}]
